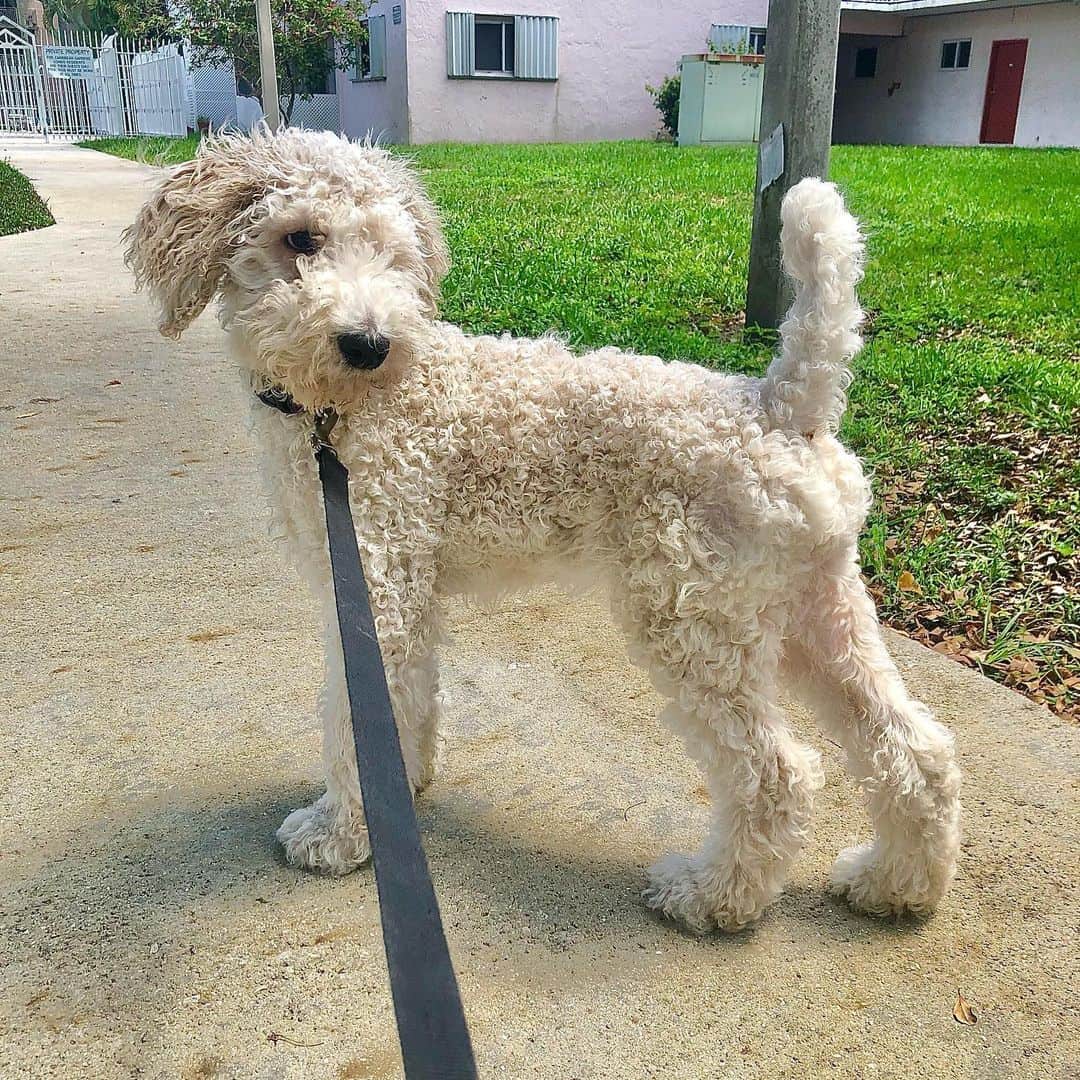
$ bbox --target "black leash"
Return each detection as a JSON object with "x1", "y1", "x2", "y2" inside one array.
[{"x1": 310, "y1": 406, "x2": 478, "y2": 1080}]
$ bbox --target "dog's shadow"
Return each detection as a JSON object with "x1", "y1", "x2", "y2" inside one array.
[{"x1": 7, "y1": 775, "x2": 917, "y2": 1027}]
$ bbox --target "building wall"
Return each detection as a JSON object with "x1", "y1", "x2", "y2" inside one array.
[
  {"x1": 336, "y1": 0, "x2": 411, "y2": 143},
  {"x1": 399, "y1": 0, "x2": 768, "y2": 143},
  {"x1": 833, "y1": 2, "x2": 1079, "y2": 147}
]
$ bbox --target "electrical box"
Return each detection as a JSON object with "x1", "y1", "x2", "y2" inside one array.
[{"x1": 677, "y1": 54, "x2": 765, "y2": 146}]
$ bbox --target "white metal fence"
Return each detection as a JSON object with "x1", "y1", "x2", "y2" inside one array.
[
  {"x1": 186, "y1": 50, "x2": 340, "y2": 134},
  {"x1": 1, "y1": 16, "x2": 343, "y2": 141},
  {"x1": 0, "y1": 18, "x2": 190, "y2": 139}
]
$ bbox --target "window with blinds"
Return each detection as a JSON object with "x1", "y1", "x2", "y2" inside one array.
[
  {"x1": 352, "y1": 14, "x2": 386, "y2": 81},
  {"x1": 446, "y1": 11, "x2": 558, "y2": 80}
]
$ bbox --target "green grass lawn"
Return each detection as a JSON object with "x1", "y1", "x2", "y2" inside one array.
[
  {"x1": 76, "y1": 133, "x2": 202, "y2": 166},
  {"x1": 82, "y1": 136, "x2": 1080, "y2": 718},
  {"x1": 0, "y1": 159, "x2": 54, "y2": 237}
]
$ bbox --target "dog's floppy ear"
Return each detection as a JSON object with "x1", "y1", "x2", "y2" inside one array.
[
  {"x1": 408, "y1": 187, "x2": 450, "y2": 313},
  {"x1": 124, "y1": 138, "x2": 262, "y2": 338},
  {"x1": 388, "y1": 158, "x2": 450, "y2": 314}
]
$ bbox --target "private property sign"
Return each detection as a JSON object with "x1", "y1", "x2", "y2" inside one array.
[{"x1": 43, "y1": 45, "x2": 94, "y2": 79}]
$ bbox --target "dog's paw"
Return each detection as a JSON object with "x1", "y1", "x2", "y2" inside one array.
[
  {"x1": 277, "y1": 798, "x2": 371, "y2": 876},
  {"x1": 642, "y1": 852, "x2": 766, "y2": 934},
  {"x1": 830, "y1": 842, "x2": 951, "y2": 918}
]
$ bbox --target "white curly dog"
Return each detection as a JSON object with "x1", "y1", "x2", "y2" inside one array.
[{"x1": 126, "y1": 129, "x2": 960, "y2": 933}]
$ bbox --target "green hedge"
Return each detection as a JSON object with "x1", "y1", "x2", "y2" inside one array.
[{"x1": 0, "y1": 160, "x2": 54, "y2": 237}]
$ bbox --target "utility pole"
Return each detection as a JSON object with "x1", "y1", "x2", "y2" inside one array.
[
  {"x1": 745, "y1": 0, "x2": 842, "y2": 329},
  {"x1": 255, "y1": 0, "x2": 281, "y2": 131}
]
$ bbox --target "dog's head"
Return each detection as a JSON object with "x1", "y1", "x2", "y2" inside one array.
[{"x1": 124, "y1": 128, "x2": 449, "y2": 410}]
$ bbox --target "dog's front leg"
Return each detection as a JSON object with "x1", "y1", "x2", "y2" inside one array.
[
  {"x1": 276, "y1": 627, "x2": 370, "y2": 875},
  {"x1": 277, "y1": 561, "x2": 443, "y2": 876}
]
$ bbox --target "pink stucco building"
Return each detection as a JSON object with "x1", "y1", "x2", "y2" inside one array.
[
  {"x1": 334, "y1": 0, "x2": 1079, "y2": 146},
  {"x1": 335, "y1": 0, "x2": 768, "y2": 144}
]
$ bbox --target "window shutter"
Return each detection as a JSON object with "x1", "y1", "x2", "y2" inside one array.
[
  {"x1": 369, "y1": 14, "x2": 386, "y2": 78},
  {"x1": 514, "y1": 15, "x2": 558, "y2": 80},
  {"x1": 446, "y1": 11, "x2": 475, "y2": 77},
  {"x1": 709, "y1": 23, "x2": 750, "y2": 54}
]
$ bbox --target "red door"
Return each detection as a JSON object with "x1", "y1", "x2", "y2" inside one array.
[{"x1": 981, "y1": 39, "x2": 1028, "y2": 144}]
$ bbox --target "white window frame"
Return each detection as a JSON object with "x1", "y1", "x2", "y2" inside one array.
[
  {"x1": 748, "y1": 26, "x2": 767, "y2": 55},
  {"x1": 940, "y1": 38, "x2": 972, "y2": 70},
  {"x1": 474, "y1": 15, "x2": 514, "y2": 76}
]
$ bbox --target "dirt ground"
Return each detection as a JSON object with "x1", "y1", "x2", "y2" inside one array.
[{"x1": 0, "y1": 140, "x2": 1076, "y2": 1079}]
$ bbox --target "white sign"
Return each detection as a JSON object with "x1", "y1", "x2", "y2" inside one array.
[
  {"x1": 758, "y1": 123, "x2": 785, "y2": 192},
  {"x1": 43, "y1": 45, "x2": 95, "y2": 79}
]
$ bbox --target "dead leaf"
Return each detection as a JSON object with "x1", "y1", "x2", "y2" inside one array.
[
  {"x1": 898, "y1": 570, "x2": 922, "y2": 594},
  {"x1": 953, "y1": 989, "x2": 977, "y2": 1025},
  {"x1": 267, "y1": 1031, "x2": 324, "y2": 1048},
  {"x1": 106, "y1": 379, "x2": 122, "y2": 386},
  {"x1": 1006, "y1": 656, "x2": 1038, "y2": 676}
]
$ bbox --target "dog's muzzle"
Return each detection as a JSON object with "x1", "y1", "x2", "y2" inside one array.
[{"x1": 338, "y1": 332, "x2": 391, "y2": 370}]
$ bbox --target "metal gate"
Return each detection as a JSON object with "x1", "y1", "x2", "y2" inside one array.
[
  {"x1": 0, "y1": 16, "x2": 45, "y2": 134},
  {"x1": 0, "y1": 16, "x2": 192, "y2": 139}
]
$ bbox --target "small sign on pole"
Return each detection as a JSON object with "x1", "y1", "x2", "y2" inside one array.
[
  {"x1": 757, "y1": 123, "x2": 785, "y2": 193},
  {"x1": 42, "y1": 45, "x2": 95, "y2": 79}
]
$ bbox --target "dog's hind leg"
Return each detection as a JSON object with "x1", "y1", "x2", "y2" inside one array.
[
  {"x1": 622, "y1": 589, "x2": 823, "y2": 932},
  {"x1": 641, "y1": 668, "x2": 823, "y2": 933},
  {"x1": 277, "y1": 579, "x2": 444, "y2": 876},
  {"x1": 784, "y1": 555, "x2": 961, "y2": 917}
]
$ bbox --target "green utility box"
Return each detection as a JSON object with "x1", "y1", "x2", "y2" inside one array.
[{"x1": 677, "y1": 53, "x2": 765, "y2": 146}]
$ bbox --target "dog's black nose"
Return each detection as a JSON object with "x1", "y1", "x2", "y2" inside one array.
[{"x1": 337, "y1": 332, "x2": 391, "y2": 370}]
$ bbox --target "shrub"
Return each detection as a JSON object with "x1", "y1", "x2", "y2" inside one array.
[{"x1": 647, "y1": 74, "x2": 680, "y2": 139}]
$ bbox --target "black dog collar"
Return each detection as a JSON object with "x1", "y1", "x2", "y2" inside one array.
[
  {"x1": 256, "y1": 383, "x2": 339, "y2": 453},
  {"x1": 255, "y1": 384, "x2": 305, "y2": 415}
]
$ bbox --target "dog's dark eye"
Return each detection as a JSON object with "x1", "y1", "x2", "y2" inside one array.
[{"x1": 284, "y1": 230, "x2": 319, "y2": 256}]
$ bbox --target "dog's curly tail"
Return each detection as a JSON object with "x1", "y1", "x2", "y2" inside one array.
[{"x1": 761, "y1": 178, "x2": 865, "y2": 437}]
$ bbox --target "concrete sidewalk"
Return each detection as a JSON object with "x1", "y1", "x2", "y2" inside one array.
[{"x1": 1, "y1": 139, "x2": 1076, "y2": 1080}]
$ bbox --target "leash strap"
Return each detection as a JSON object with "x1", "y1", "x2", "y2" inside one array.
[{"x1": 316, "y1": 437, "x2": 478, "y2": 1080}]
